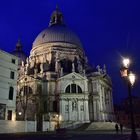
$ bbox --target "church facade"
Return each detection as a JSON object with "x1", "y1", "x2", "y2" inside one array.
[{"x1": 15, "y1": 7, "x2": 114, "y2": 130}]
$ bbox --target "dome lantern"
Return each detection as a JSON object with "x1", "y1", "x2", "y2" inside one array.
[
  {"x1": 32, "y1": 7, "x2": 82, "y2": 48},
  {"x1": 49, "y1": 5, "x2": 63, "y2": 27}
]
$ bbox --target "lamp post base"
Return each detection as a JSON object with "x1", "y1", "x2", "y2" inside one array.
[{"x1": 131, "y1": 130, "x2": 138, "y2": 140}]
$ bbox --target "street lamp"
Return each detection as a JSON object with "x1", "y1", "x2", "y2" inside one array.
[
  {"x1": 18, "y1": 112, "x2": 22, "y2": 116},
  {"x1": 120, "y1": 58, "x2": 138, "y2": 140},
  {"x1": 56, "y1": 114, "x2": 62, "y2": 129}
]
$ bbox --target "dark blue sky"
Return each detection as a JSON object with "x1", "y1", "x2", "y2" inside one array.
[{"x1": 0, "y1": 0, "x2": 140, "y2": 104}]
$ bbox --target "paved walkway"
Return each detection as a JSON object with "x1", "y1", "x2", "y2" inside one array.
[{"x1": 0, "y1": 130, "x2": 139, "y2": 140}]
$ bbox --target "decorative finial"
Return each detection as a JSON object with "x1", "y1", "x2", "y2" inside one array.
[
  {"x1": 103, "y1": 64, "x2": 107, "y2": 74},
  {"x1": 16, "y1": 38, "x2": 22, "y2": 50},
  {"x1": 56, "y1": 4, "x2": 59, "y2": 11}
]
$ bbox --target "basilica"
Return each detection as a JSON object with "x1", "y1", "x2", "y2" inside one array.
[{"x1": 12, "y1": 7, "x2": 114, "y2": 130}]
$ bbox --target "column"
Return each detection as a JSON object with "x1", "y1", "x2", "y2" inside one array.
[
  {"x1": 93, "y1": 100, "x2": 97, "y2": 121},
  {"x1": 102, "y1": 88, "x2": 106, "y2": 121},
  {"x1": 69, "y1": 99, "x2": 72, "y2": 121},
  {"x1": 96, "y1": 100, "x2": 101, "y2": 121},
  {"x1": 85, "y1": 100, "x2": 89, "y2": 122},
  {"x1": 108, "y1": 91, "x2": 111, "y2": 120},
  {"x1": 68, "y1": 99, "x2": 70, "y2": 121},
  {"x1": 77, "y1": 99, "x2": 80, "y2": 121}
]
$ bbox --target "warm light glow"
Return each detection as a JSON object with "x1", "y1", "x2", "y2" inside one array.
[
  {"x1": 18, "y1": 112, "x2": 22, "y2": 115},
  {"x1": 12, "y1": 113, "x2": 16, "y2": 121},
  {"x1": 56, "y1": 114, "x2": 62, "y2": 121},
  {"x1": 129, "y1": 72, "x2": 135, "y2": 86},
  {"x1": 120, "y1": 68, "x2": 128, "y2": 77},
  {"x1": 123, "y1": 58, "x2": 130, "y2": 68},
  {"x1": 59, "y1": 115, "x2": 62, "y2": 121}
]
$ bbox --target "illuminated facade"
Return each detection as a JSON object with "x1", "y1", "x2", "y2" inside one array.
[
  {"x1": 15, "y1": 7, "x2": 114, "y2": 129},
  {"x1": 0, "y1": 49, "x2": 18, "y2": 121}
]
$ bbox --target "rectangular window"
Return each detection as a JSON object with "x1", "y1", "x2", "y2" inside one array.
[
  {"x1": 12, "y1": 59, "x2": 15, "y2": 64},
  {"x1": 7, "y1": 110, "x2": 12, "y2": 120},
  {"x1": 10, "y1": 71, "x2": 15, "y2": 79},
  {"x1": 0, "y1": 104, "x2": 6, "y2": 120},
  {"x1": 9, "y1": 87, "x2": 14, "y2": 100},
  {"x1": 53, "y1": 101, "x2": 57, "y2": 112}
]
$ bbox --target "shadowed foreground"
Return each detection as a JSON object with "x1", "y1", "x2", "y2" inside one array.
[{"x1": 0, "y1": 130, "x2": 139, "y2": 140}]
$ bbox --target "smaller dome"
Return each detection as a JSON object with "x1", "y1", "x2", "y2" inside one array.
[{"x1": 11, "y1": 39, "x2": 27, "y2": 66}]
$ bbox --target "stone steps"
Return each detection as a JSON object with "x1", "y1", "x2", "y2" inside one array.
[
  {"x1": 76, "y1": 123, "x2": 91, "y2": 130},
  {"x1": 86, "y1": 122, "x2": 118, "y2": 130}
]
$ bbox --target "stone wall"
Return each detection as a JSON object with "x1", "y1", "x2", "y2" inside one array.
[{"x1": 0, "y1": 120, "x2": 56, "y2": 133}]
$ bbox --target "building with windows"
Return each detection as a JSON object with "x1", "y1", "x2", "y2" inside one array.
[
  {"x1": 0, "y1": 49, "x2": 18, "y2": 120},
  {"x1": 114, "y1": 96, "x2": 140, "y2": 128},
  {"x1": 14, "y1": 7, "x2": 114, "y2": 130}
]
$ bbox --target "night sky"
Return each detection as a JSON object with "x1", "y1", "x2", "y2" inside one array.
[{"x1": 0, "y1": 0, "x2": 140, "y2": 104}]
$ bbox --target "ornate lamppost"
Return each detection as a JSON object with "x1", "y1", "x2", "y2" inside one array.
[{"x1": 120, "y1": 58, "x2": 138, "y2": 140}]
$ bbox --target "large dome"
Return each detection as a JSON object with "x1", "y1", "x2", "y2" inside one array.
[
  {"x1": 33, "y1": 7, "x2": 82, "y2": 48},
  {"x1": 33, "y1": 24, "x2": 82, "y2": 47}
]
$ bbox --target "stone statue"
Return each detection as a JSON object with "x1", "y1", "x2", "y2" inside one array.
[
  {"x1": 96, "y1": 65, "x2": 102, "y2": 74},
  {"x1": 40, "y1": 63, "x2": 44, "y2": 73},
  {"x1": 83, "y1": 69, "x2": 86, "y2": 77},
  {"x1": 21, "y1": 61, "x2": 24, "y2": 67},
  {"x1": 72, "y1": 62, "x2": 75, "y2": 72},
  {"x1": 26, "y1": 57, "x2": 29, "y2": 65},
  {"x1": 25, "y1": 57, "x2": 29, "y2": 75},
  {"x1": 77, "y1": 59, "x2": 83, "y2": 73},
  {"x1": 34, "y1": 68, "x2": 38, "y2": 78},
  {"x1": 60, "y1": 67, "x2": 63, "y2": 77},
  {"x1": 55, "y1": 52, "x2": 60, "y2": 60},
  {"x1": 72, "y1": 100, "x2": 77, "y2": 111},
  {"x1": 43, "y1": 54, "x2": 46, "y2": 63},
  {"x1": 30, "y1": 60, "x2": 35, "y2": 68},
  {"x1": 55, "y1": 52, "x2": 60, "y2": 72},
  {"x1": 103, "y1": 64, "x2": 107, "y2": 74},
  {"x1": 85, "y1": 56, "x2": 88, "y2": 64}
]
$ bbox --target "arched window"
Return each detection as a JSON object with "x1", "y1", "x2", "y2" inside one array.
[
  {"x1": 71, "y1": 84, "x2": 76, "y2": 93},
  {"x1": 20, "y1": 86, "x2": 32, "y2": 96},
  {"x1": 65, "y1": 85, "x2": 70, "y2": 93},
  {"x1": 77, "y1": 86, "x2": 82, "y2": 93},
  {"x1": 65, "y1": 84, "x2": 82, "y2": 93}
]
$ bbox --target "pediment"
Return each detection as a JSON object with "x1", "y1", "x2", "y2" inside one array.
[{"x1": 57, "y1": 72, "x2": 88, "y2": 81}]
